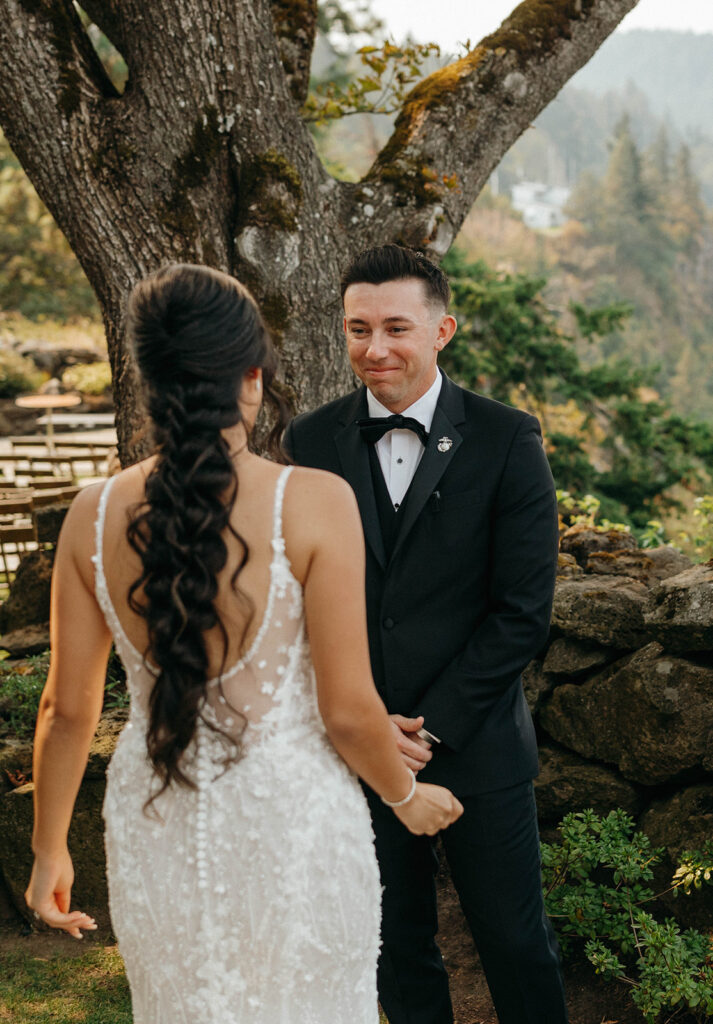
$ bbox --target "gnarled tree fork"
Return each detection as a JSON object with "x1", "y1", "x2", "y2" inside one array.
[{"x1": 0, "y1": 0, "x2": 639, "y2": 462}]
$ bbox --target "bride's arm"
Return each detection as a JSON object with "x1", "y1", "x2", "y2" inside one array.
[
  {"x1": 290, "y1": 470, "x2": 462, "y2": 833},
  {"x1": 26, "y1": 486, "x2": 111, "y2": 937}
]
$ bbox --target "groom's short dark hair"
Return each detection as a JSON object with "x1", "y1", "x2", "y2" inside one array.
[{"x1": 340, "y1": 244, "x2": 450, "y2": 310}]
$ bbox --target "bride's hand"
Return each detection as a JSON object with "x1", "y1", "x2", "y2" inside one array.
[
  {"x1": 25, "y1": 848, "x2": 97, "y2": 939},
  {"x1": 392, "y1": 782, "x2": 463, "y2": 836}
]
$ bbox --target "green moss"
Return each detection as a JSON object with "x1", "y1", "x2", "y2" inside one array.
[
  {"x1": 481, "y1": 0, "x2": 596, "y2": 65},
  {"x1": 260, "y1": 291, "x2": 290, "y2": 336},
  {"x1": 237, "y1": 148, "x2": 303, "y2": 233},
  {"x1": 370, "y1": 49, "x2": 490, "y2": 200},
  {"x1": 373, "y1": 0, "x2": 595, "y2": 193}
]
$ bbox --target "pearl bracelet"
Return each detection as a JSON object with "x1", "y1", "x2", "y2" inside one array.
[{"x1": 381, "y1": 768, "x2": 417, "y2": 808}]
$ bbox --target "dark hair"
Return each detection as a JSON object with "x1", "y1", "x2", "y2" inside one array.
[
  {"x1": 125, "y1": 263, "x2": 291, "y2": 801},
  {"x1": 340, "y1": 244, "x2": 450, "y2": 309}
]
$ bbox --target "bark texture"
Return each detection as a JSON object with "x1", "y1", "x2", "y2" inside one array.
[{"x1": 0, "y1": 0, "x2": 639, "y2": 462}]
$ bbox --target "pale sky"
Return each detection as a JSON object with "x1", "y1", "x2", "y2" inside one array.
[{"x1": 370, "y1": 0, "x2": 713, "y2": 51}]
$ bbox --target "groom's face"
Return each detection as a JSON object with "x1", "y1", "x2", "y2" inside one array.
[{"x1": 343, "y1": 277, "x2": 455, "y2": 413}]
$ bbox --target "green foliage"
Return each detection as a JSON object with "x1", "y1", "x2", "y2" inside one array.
[
  {"x1": 441, "y1": 247, "x2": 713, "y2": 528},
  {"x1": 0, "y1": 652, "x2": 49, "y2": 739},
  {"x1": 543, "y1": 809, "x2": 713, "y2": 1023},
  {"x1": 61, "y1": 360, "x2": 112, "y2": 396},
  {"x1": 0, "y1": 348, "x2": 44, "y2": 397},
  {"x1": 0, "y1": 648, "x2": 127, "y2": 740},
  {"x1": 0, "y1": 133, "x2": 99, "y2": 321},
  {"x1": 676, "y1": 495, "x2": 713, "y2": 562},
  {"x1": 304, "y1": 39, "x2": 441, "y2": 123}
]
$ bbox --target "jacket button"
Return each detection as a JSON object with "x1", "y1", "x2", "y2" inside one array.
[{"x1": 383, "y1": 617, "x2": 395, "y2": 629}]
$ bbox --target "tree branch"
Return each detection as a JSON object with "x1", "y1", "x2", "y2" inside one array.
[
  {"x1": 359, "y1": 0, "x2": 640, "y2": 256},
  {"x1": 0, "y1": 1, "x2": 126, "y2": 283},
  {"x1": 270, "y1": 0, "x2": 318, "y2": 106}
]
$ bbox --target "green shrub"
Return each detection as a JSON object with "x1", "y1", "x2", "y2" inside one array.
[
  {"x1": 0, "y1": 647, "x2": 127, "y2": 740},
  {"x1": 61, "y1": 360, "x2": 112, "y2": 396},
  {"x1": 0, "y1": 348, "x2": 44, "y2": 398},
  {"x1": 543, "y1": 809, "x2": 713, "y2": 1023}
]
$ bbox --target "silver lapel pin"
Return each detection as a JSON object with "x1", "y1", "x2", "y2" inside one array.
[{"x1": 437, "y1": 436, "x2": 453, "y2": 453}]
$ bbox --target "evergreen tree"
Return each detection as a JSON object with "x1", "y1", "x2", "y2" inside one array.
[{"x1": 440, "y1": 248, "x2": 713, "y2": 527}]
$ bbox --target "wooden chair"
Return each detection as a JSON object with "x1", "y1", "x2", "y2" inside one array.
[{"x1": 0, "y1": 492, "x2": 37, "y2": 584}]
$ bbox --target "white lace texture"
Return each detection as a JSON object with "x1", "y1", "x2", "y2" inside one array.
[{"x1": 96, "y1": 467, "x2": 382, "y2": 1023}]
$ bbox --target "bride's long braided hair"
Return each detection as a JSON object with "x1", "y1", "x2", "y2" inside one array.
[{"x1": 125, "y1": 264, "x2": 290, "y2": 799}]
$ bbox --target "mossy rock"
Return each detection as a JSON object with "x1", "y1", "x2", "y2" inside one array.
[{"x1": 0, "y1": 549, "x2": 55, "y2": 633}]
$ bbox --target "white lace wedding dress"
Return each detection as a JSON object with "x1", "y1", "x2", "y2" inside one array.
[{"x1": 95, "y1": 467, "x2": 381, "y2": 1023}]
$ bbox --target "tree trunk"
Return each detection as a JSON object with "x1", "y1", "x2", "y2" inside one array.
[{"x1": 0, "y1": 0, "x2": 639, "y2": 464}]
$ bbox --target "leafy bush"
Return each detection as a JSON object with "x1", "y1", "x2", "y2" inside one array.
[
  {"x1": 0, "y1": 348, "x2": 44, "y2": 398},
  {"x1": 61, "y1": 360, "x2": 112, "y2": 396},
  {"x1": 543, "y1": 809, "x2": 713, "y2": 1023}
]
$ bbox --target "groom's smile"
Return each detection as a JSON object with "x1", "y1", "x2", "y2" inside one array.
[{"x1": 343, "y1": 278, "x2": 456, "y2": 414}]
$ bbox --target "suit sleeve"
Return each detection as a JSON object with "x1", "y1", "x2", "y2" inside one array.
[{"x1": 411, "y1": 414, "x2": 559, "y2": 751}]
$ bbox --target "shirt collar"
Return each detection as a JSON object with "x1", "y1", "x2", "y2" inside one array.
[{"x1": 366, "y1": 370, "x2": 443, "y2": 431}]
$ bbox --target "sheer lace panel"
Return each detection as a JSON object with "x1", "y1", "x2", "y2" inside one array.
[{"x1": 201, "y1": 466, "x2": 303, "y2": 742}]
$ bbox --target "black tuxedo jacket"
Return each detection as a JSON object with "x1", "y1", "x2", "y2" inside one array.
[{"x1": 284, "y1": 372, "x2": 559, "y2": 796}]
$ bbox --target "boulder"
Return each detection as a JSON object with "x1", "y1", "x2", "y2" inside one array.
[
  {"x1": 560, "y1": 526, "x2": 638, "y2": 568},
  {"x1": 542, "y1": 637, "x2": 619, "y2": 679},
  {"x1": 534, "y1": 743, "x2": 644, "y2": 824},
  {"x1": 556, "y1": 551, "x2": 583, "y2": 579},
  {"x1": 585, "y1": 550, "x2": 655, "y2": 581},
  {"x1": 0, "y1": 779, "x2": 113, "y2": 939},
  {"x1": 551, "y1": 575, "x2": 651, "y2": 648},
  {"x1": 34, "y1": 502, "x2": 71, "y2": 545},
  {"x1": 644, "y1": 564, "x2": 713, "y2": 652},
  {"x1": 540, "y1": 642, "x2": 713, "y2": 785},
  {"x1": 17, "y1": 343, "x2": 101, "y2": 378},
  {"x1": 644, "y1": 546, "x2": 693, "y2": 582},
  {"x1": 0, "y1": 548, "x2": 55, "y2": 633},
  {"x1": 639, "y1": 785, "x2": 713, "y2": 930},
  {"x1": 585, "y1": 546, "x2": 693, "y2": 585},
  {"x1": 522, "y1": 660, "x2": 555, "y2": 715},
  {"x1": 0, "y1": 623, "x2": 50, "y2": 658}
]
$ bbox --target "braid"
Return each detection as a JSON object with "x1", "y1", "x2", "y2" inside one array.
[
  {"x1": 127, "y1": 378, "x2": 249, "y2": 797},
  {"x1": 125, "y1": 264, "x2": 291, "y2": 801}
]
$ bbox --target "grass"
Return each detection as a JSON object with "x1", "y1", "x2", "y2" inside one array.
[
  {"x1": 0, "y1": 649, "x2": 128, "y2": 741},
  {"x1": 0, "y1": 946, "x2": 132, "y2": 1023},
  {"x1": 0, "y1": 944, "x2": 391, "y2": 1022}
]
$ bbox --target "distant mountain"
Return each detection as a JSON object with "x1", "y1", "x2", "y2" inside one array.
[
  {"x1": 571, "y1": 30, "x2": 713, "y2": 135},
  {"x1": 495, "y1": 30, "x2": 713, "y2": 206}
]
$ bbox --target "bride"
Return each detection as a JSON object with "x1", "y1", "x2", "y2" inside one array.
[{"x1": 25, "y1": 264, "x2": 462, "y2": 1023}]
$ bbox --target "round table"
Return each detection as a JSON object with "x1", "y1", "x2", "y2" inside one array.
[{"x1": 15, "y1": 393, "x2": 82, "y2": 453}]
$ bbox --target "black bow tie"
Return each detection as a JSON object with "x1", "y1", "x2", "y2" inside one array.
[{"x1": 357, "y1": 414, "x2": 429, "y2": 447}]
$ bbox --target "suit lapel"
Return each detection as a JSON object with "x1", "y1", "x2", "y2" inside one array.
[
  {"x1": 334, "y1": 388, "x2": 387, "y2": 570},
  {"x1": 392, "y1": 374, "x2": 465, "y2": 561}
]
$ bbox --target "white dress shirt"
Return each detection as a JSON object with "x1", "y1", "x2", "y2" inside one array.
[{"x1": 366, "y1": 371, "x2": 442, "y2": 509}]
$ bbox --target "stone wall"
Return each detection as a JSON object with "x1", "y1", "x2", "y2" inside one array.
[
  {"x1": 531, "y1": 526, "x2": 713, "y2": 928},
  {"x1": 0, "y1": 526, "x2": 711, "y2": 935}
]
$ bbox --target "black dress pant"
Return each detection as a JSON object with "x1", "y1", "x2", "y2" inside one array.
[{"x1": 366, "y1": 781, "x2": 569, "y2": 1024}]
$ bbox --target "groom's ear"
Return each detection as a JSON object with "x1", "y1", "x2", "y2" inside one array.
[{"x1": 435, "y1": 314, "x2": 457, "y2": 351}]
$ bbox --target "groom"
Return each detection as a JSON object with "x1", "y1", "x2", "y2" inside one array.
[{"x1": 284, "y1": 245, "x2": 568, "y2": 1023}]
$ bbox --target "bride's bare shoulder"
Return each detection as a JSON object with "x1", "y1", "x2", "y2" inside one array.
[
  {"x1": 286, "y1": 465, "x2": 358, "y2": 518},
  {"x1": 59, "y1": 458, "x2": 156, "y2": 542},
  {"x1": 282, "y1": 467, "x2": 362, "y2": 582}
]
